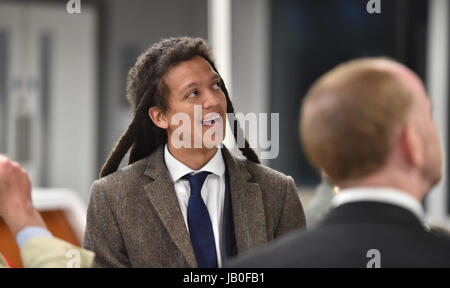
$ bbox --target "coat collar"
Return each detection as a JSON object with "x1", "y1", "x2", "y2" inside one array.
[
  {"x1": 163, "y1": 144, "x2": 225, "y2": 182},
  {"x1": 143, "y1": 145, "x2": 267, "y2": 267}
]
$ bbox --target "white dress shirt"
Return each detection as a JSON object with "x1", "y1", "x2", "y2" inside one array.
[
  {"x1": 164, "y1": 144, "x2": 226, "y2": 267},
  {"x1": 331, "y1": 187, "x2": 425, "y2": 223}
]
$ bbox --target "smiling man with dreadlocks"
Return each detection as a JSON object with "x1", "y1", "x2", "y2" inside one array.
[{"x1": 83, "y1": 37, "x2": 306, "y2": 268}]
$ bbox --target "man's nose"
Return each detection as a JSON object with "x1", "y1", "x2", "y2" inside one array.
[{"x1": 202, "y1": 89, "x2": 220, "y2": 109}]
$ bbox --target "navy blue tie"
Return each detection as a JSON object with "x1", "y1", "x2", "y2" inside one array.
[{"x1": 183, "y1": 171, "x2": 218, "y2": 268}]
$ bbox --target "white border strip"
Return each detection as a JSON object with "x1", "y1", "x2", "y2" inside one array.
[
  {"x1": 208, "y1": 0, "x2": 232, "y2": 91},
  {"x1": 208, "y1": 0, "x2": 234, "y2": 149},
  {"x1": 426, "y1": 0, "x2": 449, "y2": 227}
]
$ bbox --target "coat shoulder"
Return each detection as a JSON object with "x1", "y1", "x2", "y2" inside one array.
[
  {"x1": 236, "y1": 157, "x2": 292, "y2": 185},
  {"x1": 97, "y1": 157, "x2": 147, "y2": 183},
  {"x1": 90, "y1": 157, "x2": 149, "y2": 199}
]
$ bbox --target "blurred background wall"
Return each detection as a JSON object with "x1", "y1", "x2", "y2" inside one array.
[{"x1": 0, "y1": 0, "x2": 449, "y2": 229}]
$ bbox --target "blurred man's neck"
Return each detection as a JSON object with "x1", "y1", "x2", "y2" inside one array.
[{"x1": 337, "y1": 166, "x2": 428, "y2": 202}]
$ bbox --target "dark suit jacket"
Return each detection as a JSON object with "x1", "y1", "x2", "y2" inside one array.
[
  {"x1": 228, "y1": 201, "x2": 450, "y2": 268},
  {"x1": 83, "y1": 145, "x2": 306, "y2": 267}
]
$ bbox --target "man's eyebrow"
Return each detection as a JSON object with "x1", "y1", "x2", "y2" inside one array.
[
  {"x1": 179, "y1": 74, "x2": 221, "y2": 94},
  {"x1": 179, "y1": 82, "x2": 198, "y2": 94}
]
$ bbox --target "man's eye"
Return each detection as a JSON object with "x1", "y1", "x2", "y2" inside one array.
[
  {"x1": 187, "y1": 91, "x2": 198, "y2": 98},
  {"x1": 212, "y1": 82, "x2": 221, "y2": 90}
]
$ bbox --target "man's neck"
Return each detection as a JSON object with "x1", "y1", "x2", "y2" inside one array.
[
  {"x1": 167, "y1": 144, "x2": 218, "y2": 170},
  {"x1": 337, "y1": 168, "x2": 427, "y2": 203}
]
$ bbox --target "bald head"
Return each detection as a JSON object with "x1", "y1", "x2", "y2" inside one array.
[{"x1": 300, "y1": 58, "x2": 439, "y2": 185}]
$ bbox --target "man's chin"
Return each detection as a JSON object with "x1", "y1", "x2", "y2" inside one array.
[
  {"x1": 200, "y1": 126, "x2": 225, "y2": 148},
  {"x1": 202, "y1": 138, "x2": 224, "y2": 149}
]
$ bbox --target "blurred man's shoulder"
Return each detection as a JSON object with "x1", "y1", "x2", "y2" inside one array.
[{"x1": 429, "y1": 224, "x2": 450, "y2": 243}]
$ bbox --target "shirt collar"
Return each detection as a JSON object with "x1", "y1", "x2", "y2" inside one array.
[
  {"x1": 331, "y1": 187, "x2": 425, "y2": 221},
  {"x1": 164, "y1": 144, "x2": 225, "y2": 182}
]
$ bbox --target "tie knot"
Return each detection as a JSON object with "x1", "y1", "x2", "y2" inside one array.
[{"x1": 183, "y1": 171, "x2": 211, "y2": 196}]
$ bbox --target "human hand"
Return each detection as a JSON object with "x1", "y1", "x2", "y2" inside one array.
[{"x1": 0, "y1": 155, "x2": 46, "y2": 235}]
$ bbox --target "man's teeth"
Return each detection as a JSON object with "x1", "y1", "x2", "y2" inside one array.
[{"x1": 202, "y1": 116, "x2": 220, "y2": 125}]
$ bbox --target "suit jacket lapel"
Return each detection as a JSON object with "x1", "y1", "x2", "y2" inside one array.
[
  {"x1": 143, "y1": 146, "x2": 197, "y2": 268},
  {"x1": 222, "y1": 147, "x2": 268, "y2": 254},
  {"x1": 221, "y1": 164, "x2": 237, "y2": 260}
]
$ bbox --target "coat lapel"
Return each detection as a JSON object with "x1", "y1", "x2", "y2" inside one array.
[
  {"x1": 142, "y1": 145, "x2": 268, "y2": 266},
  {"x1": 143, "y1": 146, "x2": 197, "y2": 268},
  {"x1": 222, "y1": 147, "x2": 268, "y2": 254}
]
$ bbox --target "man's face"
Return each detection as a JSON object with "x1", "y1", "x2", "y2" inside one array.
[
  {"x1": 160, "y1": 56, "x2": 227, "y2": 149},
  {"x1": 408, "y1": 73, "x2": 443, "y2": 188}
]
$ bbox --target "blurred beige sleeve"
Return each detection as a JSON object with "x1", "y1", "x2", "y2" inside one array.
[
  {"x1": 0, "y1": 254, "x2": 8, "y2": 268},
  {"x1": 20, "y1": 237, "x2": 95, "y2": 268}
]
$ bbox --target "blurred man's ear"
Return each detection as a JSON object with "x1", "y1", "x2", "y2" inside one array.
[
  {"x1": 402, "y1": 124, "x2": 424, "y2": 169},
  {"x1": 148, "y1": 106, "x2": 169, "y2": 129}
]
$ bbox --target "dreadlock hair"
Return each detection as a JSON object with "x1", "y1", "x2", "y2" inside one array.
[{"x1": 100, "y1": 37, "x2": 260, "y2": 178}]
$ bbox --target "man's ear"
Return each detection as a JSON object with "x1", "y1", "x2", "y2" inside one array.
[
  {"x1": 148, "y1": 106, "x2": 169, "y2": 129},
  {"x1": 402, "y1": 123, "x2": 424, "y2": 169}
]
